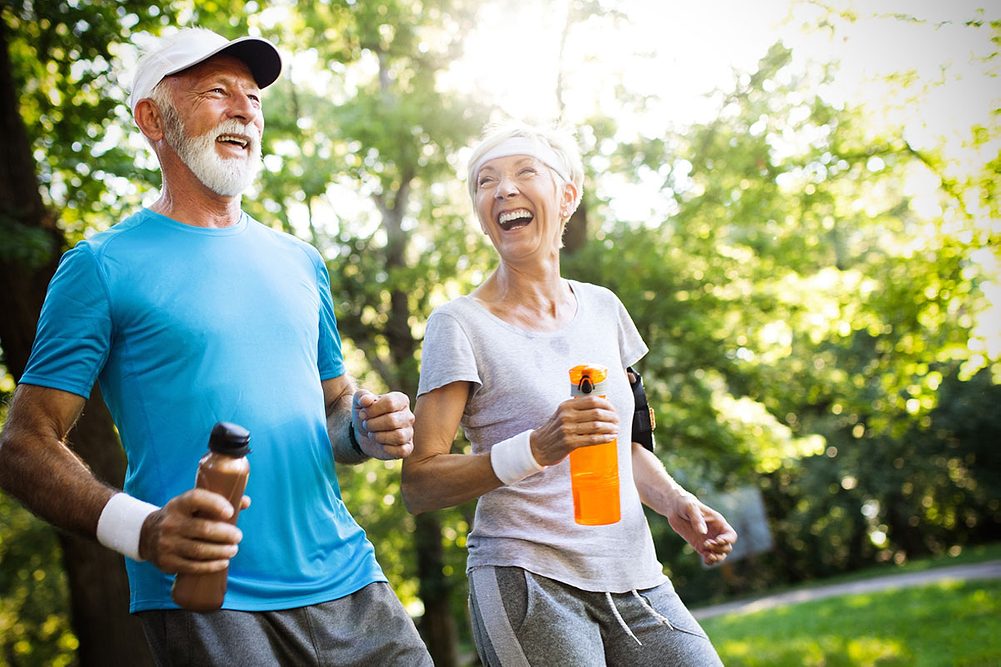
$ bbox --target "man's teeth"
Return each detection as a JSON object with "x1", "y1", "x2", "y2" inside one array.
[{"x1": 217, "y1": 134, "x2": 249, "y2": 148}]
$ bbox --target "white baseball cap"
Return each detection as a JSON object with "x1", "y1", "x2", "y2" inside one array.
[{"x1": 129, "y1": 28, "x2": 282, "y2": 112}]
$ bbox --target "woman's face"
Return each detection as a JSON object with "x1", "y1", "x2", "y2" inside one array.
[{"x1": 474, "y1": 154, "x2": 575, "y2": 261}]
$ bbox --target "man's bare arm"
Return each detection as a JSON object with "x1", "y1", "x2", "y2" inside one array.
[{"x1": 0, "y1": 384, "x2": 115, "y2": 537}]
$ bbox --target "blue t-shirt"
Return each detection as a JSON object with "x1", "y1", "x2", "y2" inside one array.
[{"x1": 21, "y1": 209, "x2": 386, "y2": 612}]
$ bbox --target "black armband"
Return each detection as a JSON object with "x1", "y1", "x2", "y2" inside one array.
[
  {"x1": 628, "y1": 366, "x2": 655, "y2": 451},
  {"x1": 348, "y1": 421, "x2": 366, "y2": 457}
]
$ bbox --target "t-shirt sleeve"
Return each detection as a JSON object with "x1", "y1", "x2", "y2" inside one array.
[
  {"x1": 615, "y1": 294, "x2": 648, "y2": 369},
  {"x1": 311, "y1": 249, "x2": 345, "y2": 380},
  {"x1": 417, "y1": 309, "x2": 481, "y2": 397},
  {"x1": 20, "y1": 244, "x2": 112, "y2": 398}
]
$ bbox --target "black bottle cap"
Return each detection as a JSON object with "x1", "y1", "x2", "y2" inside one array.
[
  {"x1": 578, "y1": 376, "x2": 595, "y2": 394},
  {"x1": 209, "y1": 422, "x2": 251, "y2": 456}
]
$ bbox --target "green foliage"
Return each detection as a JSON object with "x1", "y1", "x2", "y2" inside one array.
[
  {"x1": 0, "y1": 218, "x2": 53, "y2": 269},
  {"x1": 566, "y1": 40, "x2": 1000, "y2": 601},
  {"x1": 0, "y1": 379, "x2": 74, "y2": 666},
  {"x1": 0, "y1": 495, "x2": 76, "y2": 667},
  {"x1": 2, "y1": 1, "x2": 175, "y2": 240},
  {"x1": 336, "y1": 460, "x2": 474, "y2": 613},
  {"x1": 702, "y1": 579, "x2": 1001, "y2": 667}
]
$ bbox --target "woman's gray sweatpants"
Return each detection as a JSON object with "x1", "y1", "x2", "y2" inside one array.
[{"x1": 469, "y1": 566, "x2": 724, "y2": 666}]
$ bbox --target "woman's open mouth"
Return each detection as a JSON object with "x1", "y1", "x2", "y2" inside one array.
[{"x1": 498, "y1": 209, "x2": 533, "y2": 231}]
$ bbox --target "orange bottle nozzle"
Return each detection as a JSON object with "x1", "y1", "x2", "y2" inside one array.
[{"x1": 569, "y1": 364, "x2": 608, "y2": 396}]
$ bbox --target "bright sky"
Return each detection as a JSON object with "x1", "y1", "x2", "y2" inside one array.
[
  {"x1": 440, "y1": 0, "x2": 998, "y2": 224},
  {"x1": 445, "y1": 0, "x2": 794, "y2": 129},
  {"x1": 115, "y1": 1, "x2": 997, "y2": 179},
  {"x1": 447, "y1": 0, "x2": 996, "y2": 144}
]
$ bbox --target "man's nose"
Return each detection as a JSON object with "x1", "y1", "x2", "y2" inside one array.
[{"x1": 227, "y1": 94, "x2": 259, "y2": 124}]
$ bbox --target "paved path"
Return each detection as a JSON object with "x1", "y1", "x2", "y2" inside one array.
[{"x1": 691, "y1": 560, "x2": 1001, "y2": 620}]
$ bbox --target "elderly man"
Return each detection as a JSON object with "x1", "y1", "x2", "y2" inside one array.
[{"x1": 0, "y1": 28, "x2": 432, "y2": 665}]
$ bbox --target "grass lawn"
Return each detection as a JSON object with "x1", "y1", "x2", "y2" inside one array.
[{"x1": 701, "y1": 578, "x2": 1001, "y2": 666}]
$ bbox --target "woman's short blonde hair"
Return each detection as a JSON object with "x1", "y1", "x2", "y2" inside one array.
[{"x1": 466, "y1": 121, "x2": 584, "y2": 218}]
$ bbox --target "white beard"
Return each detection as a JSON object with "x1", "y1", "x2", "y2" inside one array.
[{"x1": 162, "y1": 113, "x2": 262, "y2": 197}]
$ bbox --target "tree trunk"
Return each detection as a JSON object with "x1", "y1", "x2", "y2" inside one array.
[
  {"x1": 414, "y1": 512, "x2": 459, "y2": 667},
  {"x1": 381, "y1": 190, "x2": 461, "y2": 666},
  {"x1": 0, "y1": 20, "x2": 153, "y2": 667}
]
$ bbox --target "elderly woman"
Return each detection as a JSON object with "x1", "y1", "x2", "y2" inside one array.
[{"x1": 401, "y1": 122, "x2": 735, "y2": 666}]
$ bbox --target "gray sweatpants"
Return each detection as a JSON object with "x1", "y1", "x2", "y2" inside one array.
[
  {"x1": 469, "y1": 566, "x2": 723, "y2": 667},
  {"x1": 138, "y1": 582, "x2": 432, "y2": 666}
]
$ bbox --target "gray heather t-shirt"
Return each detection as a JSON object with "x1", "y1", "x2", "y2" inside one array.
[{"x1": 418, "y1": 280, "x2": 669, "y2": 593}]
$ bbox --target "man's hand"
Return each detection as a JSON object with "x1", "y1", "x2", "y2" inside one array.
[
  {"x1": 352, "y1": 389, "x2": 415, "y2": 460},
  {"x1": 138, "y1": 489, "x2": 249, "y2": 574},
  {"x1": 666, "y1": 493, "x2": 737, "y2": 566}
]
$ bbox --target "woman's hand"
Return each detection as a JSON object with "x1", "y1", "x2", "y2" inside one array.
[
  {"x1": 666, "y1": 493, "x2": 738, "y2": 566},
  {"x1": 530, "y1": 395, "x2": 620, "y2": 466},
  {"x1": 632, "y1": 444, "x2": 738, "y2": 567}
]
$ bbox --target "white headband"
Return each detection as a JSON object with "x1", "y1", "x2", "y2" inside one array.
[{"x1": 470, "y1": 137, "x2": 571, "y2": 184}]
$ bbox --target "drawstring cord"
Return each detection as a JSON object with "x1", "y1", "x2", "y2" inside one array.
[
  {"x1": 605, "y1": 589, "x2": 677, "y2": 647},
  {"x1": 605, "y1": 592, "x2": 643, "y2": 646},
  {"x1": 631, "y1": 590, "x2": 675, "y2": 630}
]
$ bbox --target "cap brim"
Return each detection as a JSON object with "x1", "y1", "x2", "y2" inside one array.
[{"x1": 166, "y1": 36, "x2": 282, "y2": 90}]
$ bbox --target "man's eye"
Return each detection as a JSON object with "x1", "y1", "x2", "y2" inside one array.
[{"x1": 519, "y1": 168, "x2": 537, "y2": 176}]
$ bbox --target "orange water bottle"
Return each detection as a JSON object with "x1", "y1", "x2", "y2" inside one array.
[{"x1": 568, "y1": 364, "x2": 620, "y2": 525}]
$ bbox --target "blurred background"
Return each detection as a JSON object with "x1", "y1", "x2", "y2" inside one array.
[{"x1": 1, "y1": 1, "x2": 998, "y2": 665}]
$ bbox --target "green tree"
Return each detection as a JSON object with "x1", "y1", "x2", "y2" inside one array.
[{"x1": 566, "y1": 33, "x2": 999, "y2": 600}]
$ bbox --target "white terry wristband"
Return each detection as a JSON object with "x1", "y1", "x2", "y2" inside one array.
[
  {"x1": 490, "y1": 430, "x2": 546, "y2": 485},
  {"x1": 96, "y1": 493, "x2": 159, "y2": 562}
]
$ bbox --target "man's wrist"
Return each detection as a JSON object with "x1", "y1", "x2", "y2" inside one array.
[
  {"x1": 348, "y1": 421, "x2": 368, "y2": 458},
  {"x1": 96, "y1": 493, "x2": 159, "y2": 562}
]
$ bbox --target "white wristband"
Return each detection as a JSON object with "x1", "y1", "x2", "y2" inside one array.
[
  {"x1": 96, "y1": 493, "x2": 159, "y2": 562},
  {"x1": 490, "y1": 430, "x2": 546, "y2": 485}
]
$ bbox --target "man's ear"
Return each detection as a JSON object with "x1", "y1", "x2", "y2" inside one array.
[{"x1": 133, "y1": 98, "x2": 165, "y2": 142}]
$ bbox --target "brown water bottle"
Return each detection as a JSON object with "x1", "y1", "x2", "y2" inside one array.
[
  {"x1": 568, "y1": 364, "x2": 620, "y2": 525},
  {"x1": 171, "y1": 422, "x2": 250, "y2": 611}
]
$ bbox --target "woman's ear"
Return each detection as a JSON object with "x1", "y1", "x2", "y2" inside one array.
[
  {"x1": 561, "y1": 180, "x2": 580, "y2": 220},
  {"x1": 133, "y1": 98, "x2": 165, "y2": 142}
]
